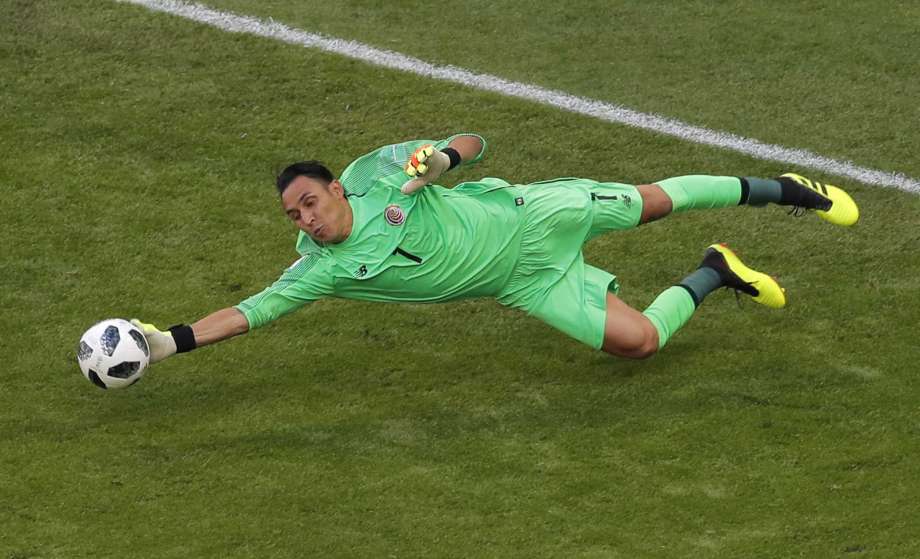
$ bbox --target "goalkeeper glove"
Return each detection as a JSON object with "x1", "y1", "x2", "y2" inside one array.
[
  {"x1": 130, "y1": 320, "x2": 196, "y2": 363},
  {"x1": 401, "y1": 145, "x2": 454, "y2": 194}
]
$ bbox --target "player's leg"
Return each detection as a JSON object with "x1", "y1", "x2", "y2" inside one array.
[
  {"x1": 589, "y1": 173, "x2": 858, "y2": 243},
  {"x1": 602, "y1": 243, "x2": 786, "y2": 359},
  {"x1": 600, "y1": 292, "x2": 661, "y2": 358},
  {"x1": 648, "y1": 174, "x2": 858, "y2": 225},
  {"x1": 635, "y1": 183, "x2": 673, "y2": 224},
  {"x1": 632, "y1": 176, "x2": 747, "y2": 225}
]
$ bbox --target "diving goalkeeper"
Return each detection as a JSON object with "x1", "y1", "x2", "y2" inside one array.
[{"x1": 133, "y1": 133, "x2": 858, "y2": 363}]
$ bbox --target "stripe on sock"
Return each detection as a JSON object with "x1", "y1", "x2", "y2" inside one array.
[{"x1": 738, "y1": 177, "x2": 750, "y2": 205}]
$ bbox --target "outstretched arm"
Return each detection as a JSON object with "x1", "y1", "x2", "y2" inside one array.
[
  {"x1": 445, "y1": 134, "x2": 484, "y2": 163},
  {"x1": 401, "y1": 133, "x2": 485, "y2": 194},
  {"x1": 134, "y1": 253, "x2": 333, "y2": 365},
  {"x1": 132, "y1": 307, "x2": 249, "y2": 363},
  {"x1": 191, "y1": 307, "x2": 249, "y2": 346}
]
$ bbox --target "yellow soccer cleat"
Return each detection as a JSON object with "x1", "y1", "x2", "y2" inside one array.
[
  {"x1": 702, "y1": 244, "x2": 786, "y2": 309},
  {"x1": 780, "y1": 173, "x2": 859, "y2": 226}
]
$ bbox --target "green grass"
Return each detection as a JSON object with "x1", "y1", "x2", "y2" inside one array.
[
  {"x1": 202, "y1": 0, "x2": 920, "y2": 179},
  {"x1": 1, "y1": 1, "x2": 919, "y2": 557}
]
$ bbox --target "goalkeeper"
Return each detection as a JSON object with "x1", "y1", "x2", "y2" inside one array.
[{"x1": 134, "y1": 133, "x2": 858, "y2": 363}]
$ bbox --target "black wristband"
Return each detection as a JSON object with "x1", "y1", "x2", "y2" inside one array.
[
  {"x1": 168, "y1": 324, "x2": 197, "y2": 353},
  {"x1": 441, "y1": 147, "x2": 462, "y2": 170}
]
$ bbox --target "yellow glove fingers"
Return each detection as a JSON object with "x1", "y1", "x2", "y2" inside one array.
[
  {"x1": 130, "y1": 319, "x2": 162, "y2": 335},
  {"x1": 404, "y1": 144, "x2": 436, "y2": 178}
]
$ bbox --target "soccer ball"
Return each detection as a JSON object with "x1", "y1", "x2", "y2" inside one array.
[{"x1": 77, "y1": 318, "x2": 150, "y2": 389}]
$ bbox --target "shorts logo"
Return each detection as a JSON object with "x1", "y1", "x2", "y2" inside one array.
[
  {"x1": 355, "y1": 264, "x2": 368, "y2": 278},
  {"x1": 515, "y1": 196, "x2": 525, "y2": 206},
  {"x1": 384, "y1": 204, "x2": 405, "y2": 226},
  {"x1": 622, "y1": 194, "x2": 633, "y2": 208}
]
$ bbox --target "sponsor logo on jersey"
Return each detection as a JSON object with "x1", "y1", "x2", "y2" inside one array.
[{"x1": 384, "y1": 204, "x2": 405, "y2": 226}]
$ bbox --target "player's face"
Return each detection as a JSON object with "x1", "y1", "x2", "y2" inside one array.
[{"x1": 281, "y1": 176, "x2": 353, "y2": 243}]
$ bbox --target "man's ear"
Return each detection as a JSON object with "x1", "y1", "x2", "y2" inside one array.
[{"x1": 329, "y1": 179, "x2": 346, "y2": 199}]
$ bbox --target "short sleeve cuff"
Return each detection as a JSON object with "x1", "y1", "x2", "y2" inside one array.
[{"x1": 233, "y1": 303, "x2": 261, "y2": 330}]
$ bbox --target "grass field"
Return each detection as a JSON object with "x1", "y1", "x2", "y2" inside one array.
[{"x1": 2, "y1": 1, "x2": 919, "y2": 557}]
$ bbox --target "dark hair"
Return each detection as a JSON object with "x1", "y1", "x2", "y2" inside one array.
[{"x1": 276, "y1": 161, "x2": 334, "y2": 194}]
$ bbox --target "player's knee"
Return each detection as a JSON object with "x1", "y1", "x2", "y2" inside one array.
[
  {"x1": 629, "y1": 324, "x2": 660, "y2": 359},
  {"x1": 602, "y1": 340, "x2": 656, "y2": 360},
  {"x1": 602, "y1": 320, "x2": 659, "y2": 359},
  {"x1": 634, "y1": 337, "x2": 659, "y2": 359}
]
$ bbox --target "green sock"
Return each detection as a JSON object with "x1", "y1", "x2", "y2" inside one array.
[
  {"x1": 642, "y1": 286, "x2": 697, "y2": 349},
  {"x1": 656, "y1": 175, "x2": 743, "y2": 212}
]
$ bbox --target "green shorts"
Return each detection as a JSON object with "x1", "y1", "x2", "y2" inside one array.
[{"x1": 497, "y1": 178, "x2": 643, "y2": 349}]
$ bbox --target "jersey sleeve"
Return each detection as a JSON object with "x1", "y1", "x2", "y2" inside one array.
[
  {"x1": 234, "y1": 253, "x2": 335, "y2": 330},
  {"x1": 339, "y1": 133, "x2": 487, "y2": 194}
]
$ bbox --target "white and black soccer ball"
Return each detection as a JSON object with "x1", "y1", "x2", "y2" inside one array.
[{"x1": 77, "y1": 318, "x2": 149, "y2": 389}]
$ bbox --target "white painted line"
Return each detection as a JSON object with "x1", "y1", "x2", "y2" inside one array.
[{"x1": 120, "y1": 0, "x2": 919, "y2": 194}]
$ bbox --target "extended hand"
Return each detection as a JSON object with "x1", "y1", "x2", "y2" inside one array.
[
  {"x1": 401, "y1": 145, "x2": 451, "y2": 194},
  {"x1": 130, "y1": 319, "x2": 177, "y2": 364}
]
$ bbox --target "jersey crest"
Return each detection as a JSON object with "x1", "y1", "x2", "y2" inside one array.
[{"x1": 384, "y1": 204, "x2": 405, "y2": 226}]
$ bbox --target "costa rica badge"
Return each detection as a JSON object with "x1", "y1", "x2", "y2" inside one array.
[{"x1": 384, "y1": 204, "x2": 405, "y2": 226}]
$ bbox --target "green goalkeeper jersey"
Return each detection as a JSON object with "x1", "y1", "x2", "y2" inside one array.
[{"x1": 236, "y1": 134, "x2": 528, "y2": 329}]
